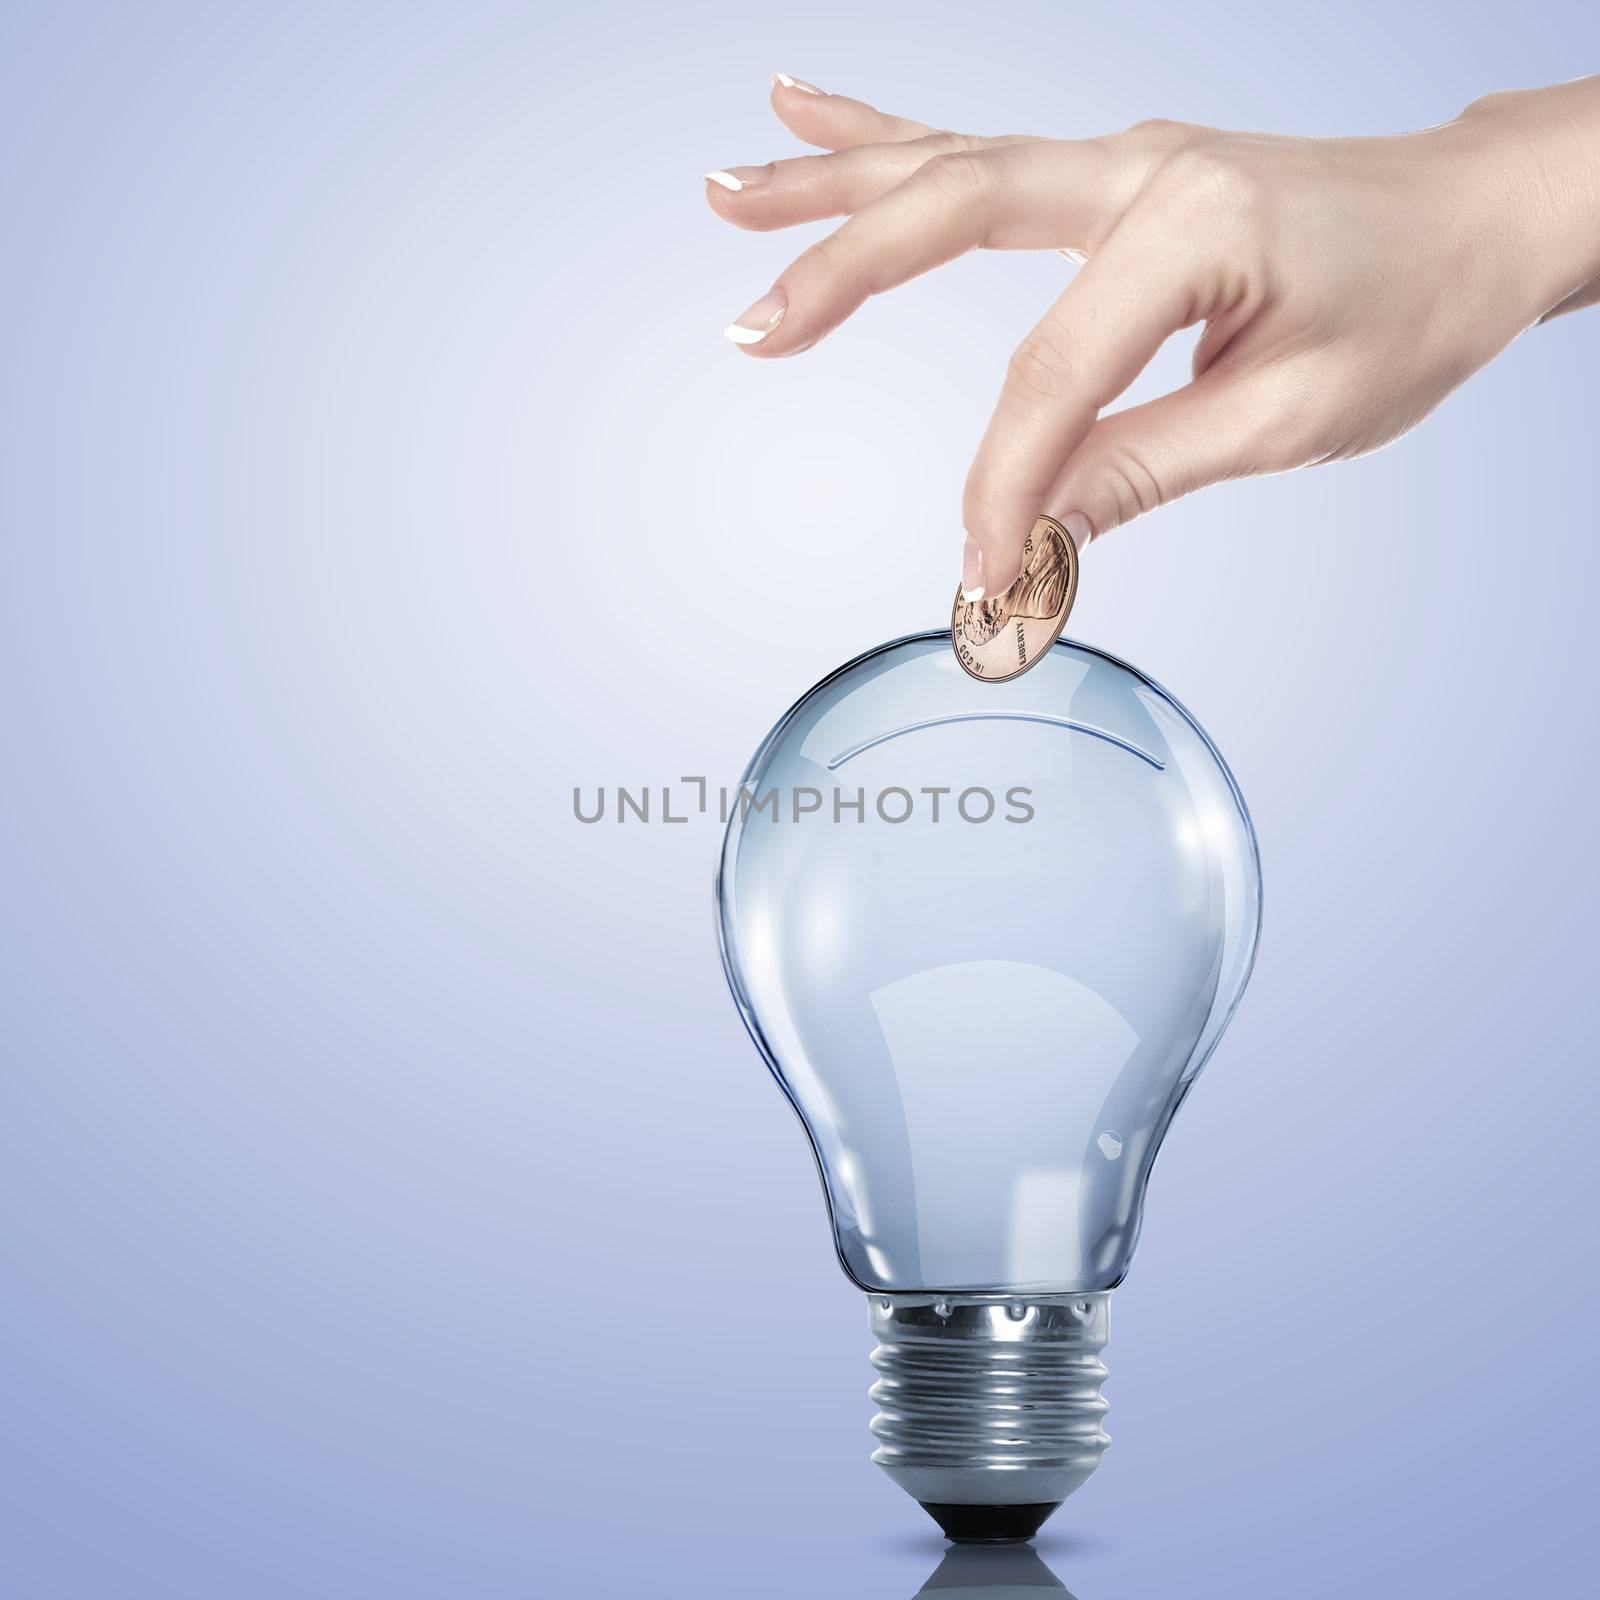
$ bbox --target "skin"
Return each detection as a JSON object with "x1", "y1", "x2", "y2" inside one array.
[{"x1": 706, "y1": 75, "x2": 1600, "y2": 599}]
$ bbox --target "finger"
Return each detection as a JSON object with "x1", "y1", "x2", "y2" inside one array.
[
  {"x1": 768, "y1": 73, "x2": 940, "y2": 150},
  {"x1": 961, "y1": 226, "x2": 1211, "y2": 594},
  {"x1": 1040, "y1": 368, "x2": 1296, "y2": 546},
  {"x1": 706, "y1": 131, "x2": 1023, "y2": 233},
  {"x1": 723, "y1": 141, "x2": 1139, "y2": 356}
]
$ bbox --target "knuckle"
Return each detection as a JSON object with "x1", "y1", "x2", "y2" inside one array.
[
  {"x1": 918, "y1": 149, "x2": 993, "y2": 204},
  {"x1": 1004, "y1": 327, "x2": 1078, "y2": 406},
  {"x1": 1094, "y1": 442, "x2": 1168, "y2": 525},
  {"x1": 915, "y1": 129, "x2": 979, "y2": 157},
  {"x1": 1255, "y1": 374, "x2": 1326, "y2": 465},
  {"x1": 1261, "y1": 359, "x2": 1391, "y2": 467},
  {"x1": 1461, "y1": 87, "x2": 1533, "y2": 120},
  {"x1": 1123, "y1": 116, "x2": 1200, "y2": 143},
  {"x1": 1148, "y1": 142, "x2": 1272, "y2": 229},
  {"x1": 798, "y1": 231, "x2": 856, "y2": 277}
]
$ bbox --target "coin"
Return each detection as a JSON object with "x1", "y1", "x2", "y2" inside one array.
[{"x1": 951, "y1": 514, "x2": 1080, "y2": 683}]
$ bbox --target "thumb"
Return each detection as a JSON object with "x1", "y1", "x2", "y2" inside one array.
[{"x1": 1046, "y1": 372, "x2": 1286, "y2": 544}]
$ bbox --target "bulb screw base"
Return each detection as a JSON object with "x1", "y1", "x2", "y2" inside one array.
[{"x1": 867, "y1": 1291, "x2": 1111, "y2": 1543}]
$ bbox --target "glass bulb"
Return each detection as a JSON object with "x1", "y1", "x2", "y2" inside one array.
[{"x1": 717, "y1": 633, "x2": 1261, "y2": 1541}]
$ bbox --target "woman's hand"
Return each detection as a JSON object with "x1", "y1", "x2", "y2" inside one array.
[{"x1": 706, "y1": 75, "x2": 1600, "y2": 599}]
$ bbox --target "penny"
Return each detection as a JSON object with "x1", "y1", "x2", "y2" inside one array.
[{"x1": 951, "y1": 515, "x2": 1080, "y2": 683}]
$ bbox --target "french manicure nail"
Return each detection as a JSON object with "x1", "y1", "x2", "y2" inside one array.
[
  {"x1": 960, "y1": 537, "x2": 985, "y2": 601},
  {"x1": 1060, "y1": 511, "x2": 1093, "y2": 552},
  {"x1": 772, "y1": 72, "x2": 824, "y2": 95},
  {"x1": 705, "y1": 165, "x2": 774, "y2": 193},
  {"x1": 1056, "y1": 247, "x2": 1089, "y2": 265},
  {"x1": 724, "y1": 287, "x2": 788, "y2": 346}
]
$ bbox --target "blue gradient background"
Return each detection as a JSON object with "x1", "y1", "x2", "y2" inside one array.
[{"x1": 2, "y1": 4, "x2": 1597, "y2": 1596}]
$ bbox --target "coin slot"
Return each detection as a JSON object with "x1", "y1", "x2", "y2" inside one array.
[{"x1": 826, "y1": 712, "x2": 1165, "y2": 773}]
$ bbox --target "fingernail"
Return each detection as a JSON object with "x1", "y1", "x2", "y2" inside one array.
[
  {"x1": 960, "y1": 537, "x2": 985, "y2": 601},
  {"x1": 772, "y1": 72, "x2": 824, "y2": 95},
  {"x1": 1056, "y1": 247, "x2": 1089, "y2": 266},
  {"x1": 1060, "y1": 510, "x2": 1093, "y2": 552},
  {"x1": 705, "y1": 165, "x2": 774, "y2": 193},
  {"x1": 724, "y1": 287, "x2": 788, "y2": 346}
]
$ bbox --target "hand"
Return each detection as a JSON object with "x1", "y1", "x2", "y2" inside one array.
[{"x1": 706, "y1": 75, "x2": 1600, "y2": 598}]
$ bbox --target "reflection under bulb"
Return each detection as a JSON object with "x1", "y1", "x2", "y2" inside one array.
[{"x1": 716, "y1": 633, "x2": 1261, "y2": 1543}]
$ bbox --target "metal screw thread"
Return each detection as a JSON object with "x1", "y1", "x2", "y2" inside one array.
[{"x1": 867, "y1": 1292, "x2": 1112, "y2": 1510}]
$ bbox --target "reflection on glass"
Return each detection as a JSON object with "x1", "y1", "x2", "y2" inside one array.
[{"x1": 916, "y1": 1541, "x2": 1077, "y2": 1599}]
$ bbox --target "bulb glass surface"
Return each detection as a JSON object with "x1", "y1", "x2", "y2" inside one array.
[{"x1": 718, "y1": 634, "x2": 1261, "y2": 1295}]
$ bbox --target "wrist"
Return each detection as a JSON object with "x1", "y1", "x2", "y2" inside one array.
[{"x1": 1453, "y1": 78, "x2": 1600, "y2": 322}]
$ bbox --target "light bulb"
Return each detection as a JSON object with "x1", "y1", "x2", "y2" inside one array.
[{"x1": 717, "y1": 633, "x2": 1261, "y2": 1543}]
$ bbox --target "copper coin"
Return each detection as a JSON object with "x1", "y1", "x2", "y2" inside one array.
[{"x1": 951, "y1": 515, "x2": 1080, "y2": 683}]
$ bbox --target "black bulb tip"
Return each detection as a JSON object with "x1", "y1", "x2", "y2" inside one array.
[{"x1": 919, "y1": 1501, "x2": 1063, "y2": 1545}]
